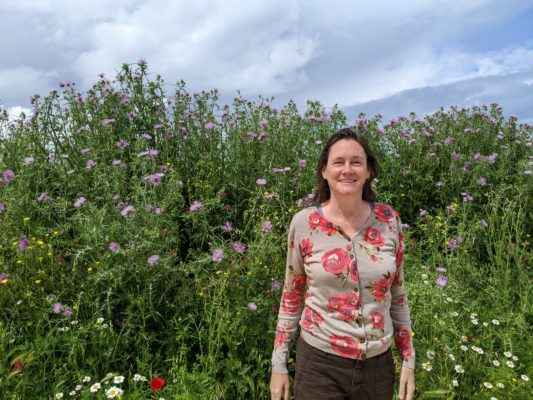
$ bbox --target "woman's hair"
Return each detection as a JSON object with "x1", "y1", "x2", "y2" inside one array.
[{"x1": 313, "y1": 126, "x2": 378, "y2": 205}]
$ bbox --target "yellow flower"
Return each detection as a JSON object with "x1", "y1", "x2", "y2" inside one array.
[
  {"x1": 16, "y1": 260, "x2": 23, "y2": 264},
  {"x1": 48, "y1": 252, "x2": 53, "y2": 257},
  {"x1": 35, "y1": 279, "x2": 41, "y2": 284},
  {"x1": 23, "y1": 217, "x2": 30, "y2": 222},
  {"x1": 37, "y1": 240, "x2": 44, "y2": 246},
  {"x1": 87, "y1": 267, "x2": 93, "y2": 272},
  {"x1": 166, "y1": 162, "x2": 171, "y2": 166},
  {"x1": 53, "y1": 231, "x2": 59, "y2": 235},
  {"x1": 1, "y1": 278, "x2": 8, "y2": 284}
]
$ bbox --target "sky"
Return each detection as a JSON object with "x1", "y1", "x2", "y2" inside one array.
[{"x1": 1, "y1": 0, "x2": 533, "y2": 123}]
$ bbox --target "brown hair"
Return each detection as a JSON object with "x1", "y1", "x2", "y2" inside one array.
[{"x1": 313, "y1": 127, "x2": 378, "y2": 205}]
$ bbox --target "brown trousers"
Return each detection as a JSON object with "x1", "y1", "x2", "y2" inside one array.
[{"x1": 294, "y1": 337, "x2": 394, "y2": 400}]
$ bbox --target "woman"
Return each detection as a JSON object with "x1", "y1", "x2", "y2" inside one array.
[{"x1": 270, "y1": 127, "x2": 415, "y2": 400}]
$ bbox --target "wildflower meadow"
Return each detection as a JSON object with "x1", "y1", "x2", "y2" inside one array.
[{"x1": 0, "y1": 61, "x2": 531, "y2": 399}]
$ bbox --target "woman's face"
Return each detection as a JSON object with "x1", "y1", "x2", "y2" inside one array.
[{"x1": 321, "y1": 139, "x2": 371, "y2": 201}]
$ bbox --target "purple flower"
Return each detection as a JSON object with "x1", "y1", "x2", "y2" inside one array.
[
  {"x1": 108, "y1": 242, "x2": 121, "y2": 252},
  {"x1": 477, "y1": 177, "x2": 487, "y2": 186},
  {"x1": 0, "y1": 273, "x2": 8, "y2": 281},
  {"x1": 112, "y1": 160, "x2": 122, "y2": 166},
  {"x1": 74, "y1": 197, "x2": 86, "y2": 208},
  {"x1": 480, "y1": 220, "x2": 488, "y2": 228},
  {"x1": 461, "y1": 192, "x2": 473, "y2": 202},
  {"x1": 212, "y1": 248, "x2": 224, "y2": 263},
  {"x1": 256, "y1": 178, "x2": 267, "y2": 186},
  {"x1": 120, "y1": 205, "x2": 134, "y2": 217},
  {"x1": 452, "y1": 152, "x2": 461, "y2": 161},
  {"x1": 525, "y1": 170, "x2": 532, "y2": 175},
  {"x1": 24, "y1": 156, "x2": 35, "y2": 165},
  {"x1": 86, "y1": 159, "x2": 95, "y2": 169},
  {"x1": 487, "y1": 153, "x2": 498, "y2": 164},
  {"x1": 262, "y1": 221, "x2": 272, "y2": 233},
  {"x1": 18, "y1": 237, "x2": 29, "y2": 252},
  {"x1": 246, "y1": 131, "x2": 257, "y2": 139},
  {"x1": 298, "y1": 159, "x2": 307, "y2": 168},
  {"x1": 147, "y1": 255, "x2": 160, "y2": 266},
  {"x1": 143, "y1": 133, "x2": 152, "y2": 141},
  {"x1": 436, "y1": 267, "x2": 447, "y2": 273},
  {"x1": 436, "y1": 181, "x2": 444, "y2": 187},
  {"x1": 419, "y1": 210, "x2": 427, "y2": 217},
  {"x1": 457, "y1": 236, "x2": 463, "y2": 244},
  {"x1": 222, "y1": 221, "x2": 233, "y2": 232},
  {"x1": 271, "y1": 280, "x2": 281, "y2": 291},
  {"x1": 247, "y1": 302, "x2": 258, "y2": 311},
  {"x1": 189, "y1": 200, "x2": 202, "y2": 212},
  {"x1": 436, "y1": 275, "x2": 448, "y2": 287},
  {"x1": 428, "y1": 152, "x2": 436, "y2": 158},
  {"x1": 1, "y1": 169, "x2": 14, "y2": 186},
  {"x1": 62, "y1": 310, "x2": 73, "y2": 317},
  {"x1": 444, "y1": 136, "x2": 452, "y2": 145},
  {"x1": 473, "y1": 152, "x2": 483, "y2": 161},
  {"x1": 38, "y1": 192, "x2": 51, "y2": 203},
  {"x1": 116, "y1": 139, "x2": 129, "y2": 148},
  {"x1": 204, "y1": 122, "x2": 214, "y2": 130},
  {"x1": 81, "y1": 147, "x2": 91, "y2": 154},
  {"x1": 448, "y1": 239, "x2": 458, "y2": 251},
  {"x1": 155, "y1": 207, "x2": 162, "y2": 216},
  {"x1": 102, "y1": 118, "x2": 115, "y2": 126},
  {"x1": 0, "y1": 203, "x2": 4, "y2": 213},
  {"x1": 154, "y1": 123, "x2": 163, "y2": 129},
  {"x1": 142, "y1": 173, "x2": 165, "y2": 186},
  {"x1": 259, "y1": 119, "x2": 268, "y2": 126},
  {"x1": 53, "y1": 302, "x2": 62, "y2": 314},
  {"x1": 231, "y1": 242, "x2": 247, "y2": 254}
]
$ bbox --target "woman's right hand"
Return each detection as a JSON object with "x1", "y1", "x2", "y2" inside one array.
[{"x1": 270, "y1": 372, "x2": 290, "y2": 400}]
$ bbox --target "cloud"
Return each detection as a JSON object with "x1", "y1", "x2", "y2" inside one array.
[
  {"x1": 0, "y1": 66, "x2": 58, "y2": 106},
  {"x1": 342, "y1": 69, "x2": 533, "y2": 123}
]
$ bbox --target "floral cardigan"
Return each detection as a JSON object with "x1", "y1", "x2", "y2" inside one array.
[{"x1": 272, "y1": 203, "x2": 415, "y2": 373}]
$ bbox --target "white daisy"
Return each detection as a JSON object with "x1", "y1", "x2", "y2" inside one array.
[
  {"x1": 496, "y1": 383, "x2": 504, "y2": 388},
  {"x1": 503, "y1": 351, "x2": 512, "y2": 358},
  {"x1": 506, "y1": 361, "x2": 515, "y2": 368},
  {"x1": 133, "y1": 373, "x2": 143, "y2": 382},
  {"x1": 113, "y1": 375, "x2": 125, "y2": 384},
  {"x1": 422, "y1": 361, "x2": 432, "y2": 371},
  {"x1": 491, "y1": 319, "x2": 500, "y2": 325},
  {"x1": 521, "y1": 375, "x2": 529, "y2": 382},
  {"x1": 55, "y1": 393, "x2": 64, "y2": 399},
  {"x1": 512, "y1": 355, "x2": 518, "y2": 361},
  {"x1": 471, "y1": 319, "x2": 479, "y2": 325},
  {"x1": 483, "y1": 382, "x2": 493, "y2": 389},
  {"x1": 105, "y1": 386, "x2": 123, "y2": 399},
  {"x1": 460, "y1": 345, "x2": 468, "y2": 351},
  {"x1": 450, "y1": 311, "x2": 459, "y2": 317},
  {"x1": 451, "y1": 379, "x2": 459, "y2": 387},
  {"x1": 426, "y1": 350, "x2": 435, "y2": 359},
  {"x1": 492, "y1": 360, "x2": 500, "y2": 366},
  {"x1": 82, "y1": 376, "x2": 91, "y2": 383},
  {"x1": 89, "y1": 383, "x2": 101, "y2": 393},
  {"x1": 75, "y1": 385, "x2": 82, "y2": 391},
  {"x1": 96, "y1": 317, "x2": 105, "y2": 324},
  {"x1": 449, "y1": 354, "x2": 456, "y2": 361},
  {"x1": 455, "y1": 365, "x2": 465, "y2": 373},
  {"x1": 483, "y1": 322, "x2": 489, "y2": 327}
]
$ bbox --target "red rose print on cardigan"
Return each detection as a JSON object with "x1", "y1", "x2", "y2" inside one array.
[
  {"x1": 390, "y1": 271, "x2": 401, "y2": 287},
  {"x1": 309, "y1": 210, "x2": 337, "y2": 235},
  {"x1": 321, "y1": 248, "x2": 351, "y2": 274},
  {"x1": 395, "y1": 327, "x2": 413, "y2": 361},
  {"x1": 329, "y1": 335, "x2": 363, "y2": 358},
  {"x1": 281, "y1": 290, "x2": 302, "y2": 314},
  {"x1": 274, "y1": 327, "x2": 288, "y2": 348},
  {"x1": 371, "y1": 312, "x2": 385, "y2": 330},
  {"x1": 327, "y1": 292, "x2": 360, "y2": 323},
  {"x1": 367, "y1": 275, "x2": 391, "y2": 302},
  {"x1": 364, "y1": 226, "x2": 385, "y2": 247},
  {"x1": 348, "y1": 258, "x2": 358, "y2": 282},
  {"x1": 396, "y1": 232, "x2": 405, "y2": 268},
  {"x1": 302, "y1": 306, "x2": 325, "y2": 331},
  {"x1": 301, "y1": 238, "x2": 313, "y2": 261},
  {"x1": 374, "y1": 204, "x2": 397, "y2": 223}
]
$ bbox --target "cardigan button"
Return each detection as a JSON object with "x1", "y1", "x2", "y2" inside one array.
[
  {"x1": 359, "y1": 338, "x2": 366, "y2": 344},
  {"x1": 349, "y1": 254, "x2": 354, "y2": 259}
]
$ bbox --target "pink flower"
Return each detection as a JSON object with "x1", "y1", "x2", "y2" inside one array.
[
  {"x1": 262, "y1": 221, "x2": 272, "y2": 232},
  {"x1": 108, "y1": 242, "x2": 121, "y2": 252},
  {"x1": 231, "y1": 242, "x2": 246, "y2": 254},
  {"x1": 147, "y1": 255, "x2": 160, "y2": 266},
  {"x1": 102, "y1": 118, "x2": 115, "y2": 126},
  {"x1": 212, "y1": 248, "x2": 224, "y2": 263},
  {"x1": 74, "y1": 197, "x2": 86, "y2": 208},
  {"x1": 205, "y1": 122, "x2": 214, "y2": 130},
  {"x1": 120, "y1": 205, "x2": 134, "y2": 217},
  {"x1": 190, "y1": 200, "x2": 202, "y2": 212},
  {"x1": 256, "y1": 178, "x2": 267, "y2": 186},
  {"x1": 259, "y1": 119, "x2": 268, "y2": 126}
]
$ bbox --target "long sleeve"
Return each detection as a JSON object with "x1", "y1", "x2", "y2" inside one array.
[
  {"x1": 271, "y1": 217, "x2": 306, "y2": 374},
  {"x1": 390, "y1": 217, "x2": 416, "y2": 369}
]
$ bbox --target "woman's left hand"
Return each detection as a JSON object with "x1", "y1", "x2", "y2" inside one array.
[{"x1": 398, "y1": 366, "x2": 415, "y2": 400}]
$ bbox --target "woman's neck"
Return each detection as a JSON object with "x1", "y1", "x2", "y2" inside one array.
[{"x1": 322, "y1": 196, "x2": 369, "y2": 220}]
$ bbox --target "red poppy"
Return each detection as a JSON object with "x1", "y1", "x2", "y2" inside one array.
[
  {"x1": 374, "y1": 204, "x2": 397, "y2": 223},
  {"x1": 395, "y1": 327, "x2": 413, "y2": 361},
  {"x1": 327, "y1": 292, "x2": 360, "y2": 323},
  {"x1": 292, "y1": 274, "x2": 306, "y2": 295},
  {"x1": 370, "y1": 312, "x2": 385, "y2": 330},
  {"x1": 13, "y1": 358, "x2": 24, "y2": 373},
  {"x1": 302, "y1": 306, "x2": 325, "y2": 330},
  {"x1": 321, "y1": 248, "x2": 351, "y2": 274},
  {"x1": 301, "y1": 238, "x2": 313, "y2": 260},
  {"x1": 329, "y1": 335, "x2": 362, "y2": 358},
  {"x1": 281, "y1": 290, "x2": 302, "y2": 314},
  {"x1": 370, "y1": 278, "x2": 390, "y2": 302},
  {"x1": 308, "y1": 211, "x2": 337, "y2": 235},
  {"x1": 364, "y1": 227, "x2": 385, "y2": 247},
  {"x1": 150, "y1": 377, "x2": 165, "y2": 391}
]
